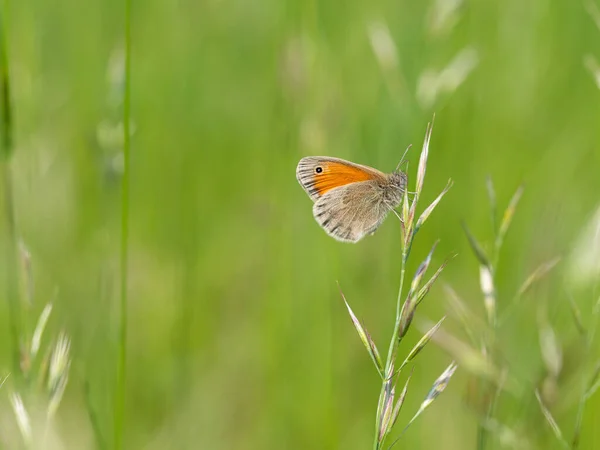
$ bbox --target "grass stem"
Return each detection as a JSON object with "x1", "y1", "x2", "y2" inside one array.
[
  {"x1": 0, "y1": 0, "x2": 22, "y2": 379},
  {"x1": 114, "y1": 0, "x2": 132, "y2": 448},
  {"x1": 374, "y1": 249, "x2": 407, "y2": 450}
]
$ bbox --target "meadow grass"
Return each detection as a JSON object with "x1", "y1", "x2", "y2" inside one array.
[
  {"x1": 0, "y1": 0, "x2": 21, "y2": 380},
  {"x1": 339, "y1": 120, "x2": 457, "y2": 449},
  {"x1": 1, "y1": 0, "x2": 600, "y2": 449}
]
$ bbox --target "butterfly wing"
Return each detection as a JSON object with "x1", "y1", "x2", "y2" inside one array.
[
  {"x1": 312, "y1": 181, "x2": 392, "y2": 243},
  {"x1": 296, "y1": 156, "x2": 387, "y2": 201}
]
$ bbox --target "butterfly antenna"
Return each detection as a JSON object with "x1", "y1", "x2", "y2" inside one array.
[{"x1": 395, "y1": 144, "x2": 412, "y2": 173}]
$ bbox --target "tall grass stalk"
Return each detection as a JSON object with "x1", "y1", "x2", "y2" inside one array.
[
  {"x1": 461, "y1": 180, "x2": 524, "y2": 450},
  {"x1": 0, "y1": 1, "x2": 22, "y2": 378},
  {"x1": 114, "y1": 0, "x2": 132, "y2": 448},
  {"x1": 339, "y1": 119, "x2": 456, "y2": 450}
]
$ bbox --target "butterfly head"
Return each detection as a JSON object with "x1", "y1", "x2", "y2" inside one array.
[{"x1": 383, "y1": 170, "x2": 408, "y2": 209}]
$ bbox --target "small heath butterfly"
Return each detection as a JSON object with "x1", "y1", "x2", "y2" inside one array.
[{"x1": 296, "y1": 156, "x2": 408, "y2": 243}]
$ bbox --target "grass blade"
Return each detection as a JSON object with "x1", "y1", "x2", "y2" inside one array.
[
  {"x1": 0, "y1": 2, "x2": 23, "y2": 380},
  {"x1": 538, "y1": 321, "x2": 562, "y2": 379},
  {"x1": 495, "y1": 184, "x2": 524, "y2": 255},
  {"x1": 444, "y1": 284, "x2": 487, "y2": 345},
  {"x1": 414, "y1": 119, "x2": 434, "y2": 199},
  {"x1": 406, "y1": 117, "x2": 435, "y2": 236},
  {"x1": 399, "y1": 317, "x2": 445, "y2": 372},
  {"x1": 340, "y1": 287, "x2": 384, "y2": 377},
  {"x1": 534, "y1": 389, "x2": 570, "y2": 449},
  {"x1": 115, "y1": 0, "x2": 133, "y2": 447},
  {"x1": 391, "y1": 369, "x2": 413, "y2": 428},
  {"x1": 414, "y1": 179, "x2": 453, "y2": 232},
  {"x1": 404, "y1": 362, "x2": 458, "y2": 430},
  {"x1": 584, "y1": 359, "x2": 600, "y2": 400},
  {"x1": 566, "y1": 292, "x2": 586, "y2": 336},
  {"x1": 31, "y1": 303, "x2": 53, "y2": 360},
  {"x1": 462, "y1": 221, "x2": 491, "y2": 268},
  {"x1": 499, "y1": 257, "x2": 561, "y2": 326},
  {"x1": 486, "y1": 175, "x2": 497, "y2": 237},
  {"x1": 427, "y1": 325, "x2": 503, "y2": 386},
  {"x1": 378, "y1": 379, "x2": 395, "y2": 442},
  {"x1": 389, "y1": 362, "x2": 457, "y2": 449},
  {"x1": 401, "y1": 186, "x2": 410, "y2": 238},
  {"x1": 10, "y1": 393, "x2": 32, "y2": 445},
  {"x1": 398, "y1": 242, "x2": 438, "y2": 339},
  {"x1": 479, "y1": 265, "x2": 496, "y2": 326},
  {"x1": 517, "y1": 257, "x2": 561, "y2": 297},
  {"x1": 416, "y1": 255, "x2": 455, "y2": 307}
]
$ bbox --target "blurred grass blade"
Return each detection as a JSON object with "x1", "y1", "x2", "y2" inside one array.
[
  {"x1": 585, "y1": 0, "x2": 600, "y2": 31},
  {"x1": 48, "y1": 367, "x2": 69, "y2": 418},
  {"x1": 479, "y1": 265, "x2": 496, "y2": 326},
  {"x1": 340, "y1": 287, "x2": 384, "y2": 377},
  {"x1": 0, "y1": 373, "x2": 9, "y2": 388},
  {"x1": 10, "y1": 393, "x2": 32, "y2": 445},
  {"x1": 399, "y1": 317, "x2": 445, "y2": 372},
  {"x1": 31, "y1": 303, "x2": 53, "y2": 360},
  {"x1": 462, "y1": 221, "x2": 491, "y2": 268},
  {"x1": 535, "y1": 389, "x2": 570, "y2": 449},
  {"x1": 566, "y1": 292, "x2": 586, "y2": 336},
  {"x1": 499, "y1": 257, "x2": 561, "y2": 326},
  {"x1": 18, "y1": 240, "x2": 33, "y2": 306},
  {"x1": 444, "y1": 284, "x2": 487, "y2": 345},
  {"x1": 479, "y1": 417, "x2": 528, "y2": 449},
  {"x1": 585, "y1": 379, "x2": 600, "y2": 401},
  {"x1": 584, "y1": 360, "x2": 600, "y2": 400},
  {"x1": 84, "y1": 379, "x2": 108, "y2": 450},
  {"x1": 427, "y1": 0, "x2": 464, "y2": 36},
  {"x1": 398, "y1": 241, "x2": 438, "y2": 339},
  {"x1": 486, "y1": 176, "x2": 497, "y2": 236},
  {"x1": 48, "y1": 332, "x2": 71, "y2": 394},
  {"x1": 414, "y1": 179, "x2": 453, "y2": 232},
  {"x1": 391, "y1": 369, "x2": 413, "y2": 428},
  {"x1": 538, "y1": 321, "x2": 562, "y2": 379},
  {"x1": 426, "y1": 325, "x2": 504, "y2": 387},
  {"x1": 517, "y1": 257, "x2": 561, "y2": 297},
  {"x1": 573, "y1": 391, "x2": 586, "y2": 450},
  {"x1": 585, "y1": 54, "x2": 600, "y2": 90},
  {"x1": 496, "y1": 184, "x2": 524, "y2": 252},
  {"x1": 567, "y1": 202, "x2": 600, "y2": 286},
  {"x1": 367, "y1": 20, "x2": 399, "y2": 72}
]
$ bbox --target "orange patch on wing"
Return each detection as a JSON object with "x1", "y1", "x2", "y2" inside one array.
[{"x1": 313, "y1": 161, "x2": 378, "y2": 196}]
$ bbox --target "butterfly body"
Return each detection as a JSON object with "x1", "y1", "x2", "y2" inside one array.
[{"x1": 296, "y1": 156, "x2": 407, "y2": 243}]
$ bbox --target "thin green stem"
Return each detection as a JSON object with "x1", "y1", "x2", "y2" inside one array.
[
  {"x1": 478, "y1": 265, "x2": 499, "y2": 450},
  {"x1": 572, "y1": 288, "x2": 600, "y2": 448},
  {"x1": 386, "y1": 253, "x2": 408, "y2": 371},
  {"x1": 114, "y1": 0, "x2": 132, "y2": 448},
  {"x1": 0, "y1": 0, "x2": 21, "y2": 379},
  {"x1": 373, "y1": 251, "x2": 408, "y2": 450},
  {"x1": 85, "y1": 380, "x2": 107, "y2": 450}
]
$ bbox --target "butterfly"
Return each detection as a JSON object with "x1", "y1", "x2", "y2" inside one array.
[{"x1": 296, "y1": 156, "x2": 408, "y2": 243}]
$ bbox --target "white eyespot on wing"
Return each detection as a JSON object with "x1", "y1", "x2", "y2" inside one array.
[{"x1": 312, "y1": 181, "x2": 391, "y2": 243}]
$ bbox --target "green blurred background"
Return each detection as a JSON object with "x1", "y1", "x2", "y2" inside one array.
[{"x1": 2, "y1": 0, "x2": 600, "y2": 448}]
